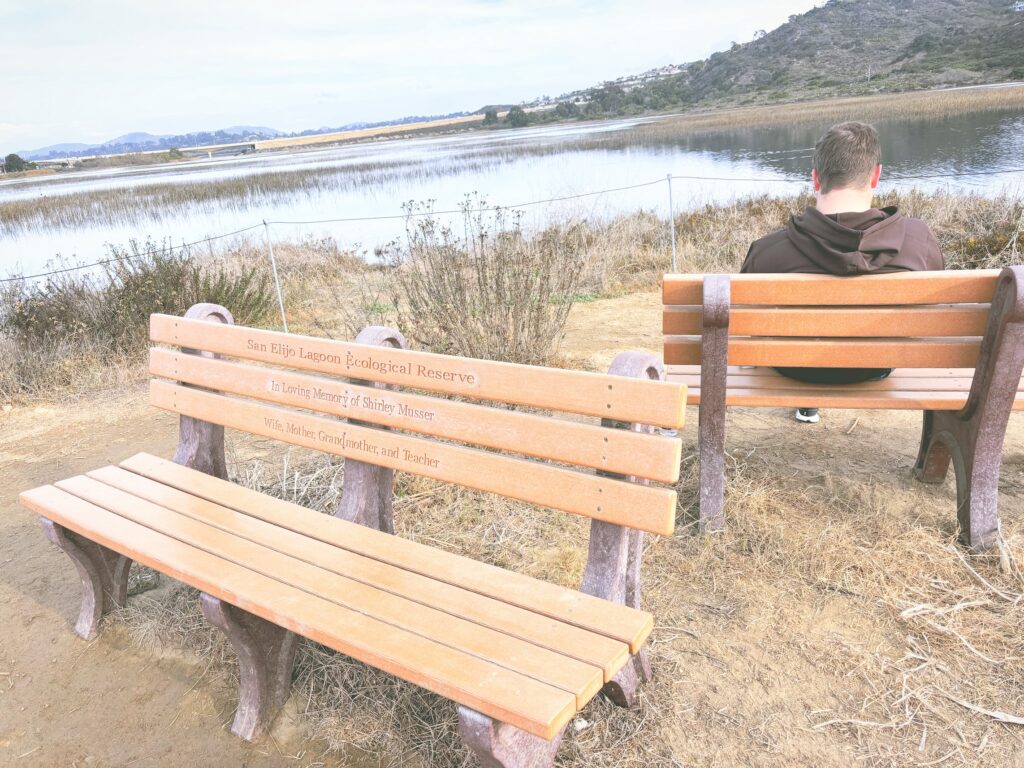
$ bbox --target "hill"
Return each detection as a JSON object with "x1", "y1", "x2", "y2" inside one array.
[
  {"x1": 533, "y1": 0, "x2": 1024, "y2": 120},
  {"x1": 19, "y1": 126, "x2": 285, "y2": 161},
  {"x1": 18, "y1": 113, "x2": 469, "y2": 161}
]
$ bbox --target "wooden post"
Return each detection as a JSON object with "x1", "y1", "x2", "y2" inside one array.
[{"x1": 334, "y1": 326, "x2": 407, "y2": 532}]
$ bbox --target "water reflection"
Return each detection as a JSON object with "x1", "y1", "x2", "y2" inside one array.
[{"x1": 639, "y1": 109, "x2": 1024, "y2": 180}]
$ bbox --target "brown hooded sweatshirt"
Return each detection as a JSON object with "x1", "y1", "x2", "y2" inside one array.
[
  {"x1": 741, "y1": 206, "x2": 944, "y2": 385},
  {"x1": 741, "y1": 206, "x2": 944, "y2": 275}
]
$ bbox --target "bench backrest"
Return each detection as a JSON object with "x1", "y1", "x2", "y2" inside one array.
[
  {"x1": 663, "y1": 270, "x2": 1003, "y2": 369},
  {"x1": 149, "y1": 313, "x2": 687, "y2": 536}
]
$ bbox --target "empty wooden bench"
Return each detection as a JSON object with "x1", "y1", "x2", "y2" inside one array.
[
  {"x1": 662, "y1": 267, "x2": 1024, "y2": 551},
  {"x1": 20, "y1": 302, "x2": 687, "y2": 767}
]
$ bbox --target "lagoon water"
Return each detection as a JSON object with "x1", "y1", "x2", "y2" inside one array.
[{"x1": 1, "y1": 106, "x2": 1022, "y2": 278}]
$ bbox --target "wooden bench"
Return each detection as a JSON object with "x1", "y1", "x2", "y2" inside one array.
[
  {"x1": 662, "y1": 267, "x2": 1024, "y2": 551},
  {"x1": 20, "y1": 302, "x2": 687, "y2": 767}
]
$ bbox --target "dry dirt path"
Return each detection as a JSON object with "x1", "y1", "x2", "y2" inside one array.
[{"x1": 0, "y1": 392, "x2": 352, "y2": 767}]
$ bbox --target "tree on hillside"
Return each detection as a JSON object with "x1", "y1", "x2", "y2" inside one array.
[
  {"x1": 4, "y1": 153, "x2": 30, "y2": 172},
  {"x1": 554, "y1": 101, "x2": 580, "y2": 119},
  {"x1": 506, "y1": 106, "x2": 529, "y2": 127},
  {"x1": 483, "y1": 108, "x2": 499, "y2": 125}
]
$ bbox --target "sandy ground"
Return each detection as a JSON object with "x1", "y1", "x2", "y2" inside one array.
[
  {"x1": 0, "y1": 395, "x2": 347, "y2": 766},
  {"x1": 3, "y1": 291, "x2": 1024, "y2": 766}
]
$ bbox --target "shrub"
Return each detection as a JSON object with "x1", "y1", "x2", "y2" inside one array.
[
  {"x1": 1, "y1": 239, "x2": 275, "y2": 383},
  {"x1": 506, "y1": 106, "x2": 530, "y2": 128},
  {"x1": 384, "y1": 200, "x2": 586, "y2": 365}
]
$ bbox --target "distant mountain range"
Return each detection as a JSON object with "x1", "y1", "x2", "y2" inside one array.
[
  {"x1": 20, "y1": 126, "x2": 284, "y2": 160},
  {"x1": 19, "y1": 114, "x2": 468, "y2": 160}
]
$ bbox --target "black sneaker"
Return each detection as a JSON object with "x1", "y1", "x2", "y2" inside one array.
[{"x1": 795, "y1": 408, "x2": 820, "y2": 424}]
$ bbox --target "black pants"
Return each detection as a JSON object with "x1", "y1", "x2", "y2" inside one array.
[{"x1": 773, "y1": 367, "x2": 893, "y2": 385}]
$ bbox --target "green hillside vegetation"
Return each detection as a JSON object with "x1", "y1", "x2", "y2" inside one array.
[{"x1": 517, "y1": 0, "x2": 1024, "y2": 125}]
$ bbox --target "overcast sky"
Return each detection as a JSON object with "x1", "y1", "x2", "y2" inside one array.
[{"x1": 2, "y1": 0, "x2": 819, "y2": 152}]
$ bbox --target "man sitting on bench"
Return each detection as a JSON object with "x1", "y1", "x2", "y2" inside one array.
[{"x1": 741, "y1": 121, "x2": 944, "y2": 423}]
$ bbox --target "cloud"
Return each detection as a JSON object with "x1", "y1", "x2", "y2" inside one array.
[{"x1": 0, "y1": 0, "x2": 818, "y2": 150}]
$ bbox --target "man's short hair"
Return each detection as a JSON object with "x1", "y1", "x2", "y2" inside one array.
[{"x1": 813, "y1": 122, "x2": 881, "y2": 193}]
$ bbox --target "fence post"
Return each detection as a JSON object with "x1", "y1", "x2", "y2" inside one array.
[
  {"x1": 666, "y1": 174, "x2": 677, "y2": 273},
  {"x1": 262, "y1": 219, "x2": 289, "y2": 333}
]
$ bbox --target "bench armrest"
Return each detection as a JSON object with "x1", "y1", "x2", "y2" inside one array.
[
  {"x1": 964, "y1": 265, "x2": 1024, "y2": 422},
  {"x1": 171, "y1": 303, "x2": 235, "y2": 479},
  {"x1": 334, "y1": 326, "x2": 408, "y2": 533}
]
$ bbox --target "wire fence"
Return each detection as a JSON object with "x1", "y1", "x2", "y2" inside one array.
[{"x1": 3, "y1": 165, "x2": 1023, "y2": 316}]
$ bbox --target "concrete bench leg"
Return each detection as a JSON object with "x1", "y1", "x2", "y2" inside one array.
[
  {"x1": 40, "y1": 518, "x2": 131, "y2": 640},
  {"x1": 580, "y1": 351, "x2": 665, "y2": 709},
  {"x1": 698, "y1": 274, "x2": 731, "y2": 534},
  {"x1": 913, "y1": 266, "x2": 1024, "y2": 552},
  {"x1": 583, "y1": 521, "x2": 653, "y2": 706},
  {"x1": 913, "y1": 268, "x2": 1024, "y2": 548},
  {"x1": 199, "y1": 594, "x2": 298, "y2": 741},
  {"x1": 334, "y1": 325, "x2": 407, "y2": 532},
  {"x1": 458, "y1": 707, "x2": 564, "y2": 768},
  {"x1": 915, "y1": 408, "x2": 1004, "y2": 552}
]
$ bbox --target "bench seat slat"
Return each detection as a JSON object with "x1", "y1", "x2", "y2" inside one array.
[
  {"x1": 150, "y1": 314, "x2": 687, "y2": 428},
  {"x1": 56, "y1": 473, "x2": 609, "y2": 704},
  {"x1": 150, "y1": 348, "x2": 682, "y2": 484},
  {"x1": 662, "y1": 270, "x2": 1000, "y2": 306},
  {"x1": 668, "y1": 367, "x2": 1024, "y2": 392},
  {"x1": 663, "y1": 305, "x2": 991, "y2": 338},
  {"x1": 120, "y1": 453, "x2": 654, "y2": 653},
  {"x1": 665, "y1": 336, "x2": 981, "y2": 369},
  {"x1": 85, "y1": 465, "x2": 626, "y2": 683},
  {"x1": 683, "y1": 366, "x2": 985, "y2": 379},
  {"x1": 20, "y1": 484, "x2": 577, "y2": 739},
  {"x1": 150, "y1": 381, "x2": 677, "y2": 537},
  {"x1": 667, "y1": 365, "x2": 1024, "y2": 410}
]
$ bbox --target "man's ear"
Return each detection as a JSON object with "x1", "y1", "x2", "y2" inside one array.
[
  {"x1": 870, "y1": 164, "x2": 882, "y2": 189},
  {"x1": 812, "y1": 168, "x2": 821, "y2": 192}
]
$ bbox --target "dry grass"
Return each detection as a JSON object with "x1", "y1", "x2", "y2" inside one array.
[
  {"x1": 0, "y1": 243, "x2": 275, "y2": 402},
  {"x1": 634, "y1": 85, "x2": 1024, "y2": 139},
  {"x1": 108, "y1": 404, "x2": 1024, "y2": 767},
  {"x1": 276, "y1": 188, "x2": 1023, "y2": 323},
  {"x1": 4, "y1": 189, "x2": 1020, "y2": 405},
  {"x1": 550, "y1": 188, "x2": 1024, "y2": 290}
]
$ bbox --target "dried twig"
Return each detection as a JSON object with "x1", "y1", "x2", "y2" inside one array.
[
  {"x1": 935, "y1": 689, "x2": 1024, "y2": 726},
  {"x1": 946, "y1": 544, "x2": 1017, "y2": 602}
]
